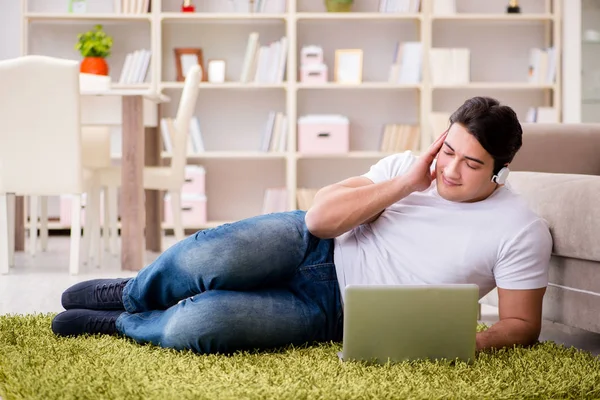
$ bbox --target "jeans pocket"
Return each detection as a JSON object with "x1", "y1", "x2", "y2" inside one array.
[{"x1": 297, "y1": 263, "x2": 338, "y2": 282}]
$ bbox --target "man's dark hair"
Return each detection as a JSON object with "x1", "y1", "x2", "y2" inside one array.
[{"x1": 449, "y1": 96, "x2": 523, "y2": 174}]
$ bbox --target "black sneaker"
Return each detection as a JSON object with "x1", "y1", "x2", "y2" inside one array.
[
  {"x1": 51, "y1": 309, "x2": 124, "y2": 337},
  {"x1": 61, "y1": 278, "x2": 131, "y2": 311}
]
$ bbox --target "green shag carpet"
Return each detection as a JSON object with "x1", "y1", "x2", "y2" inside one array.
[{"x1": 1, "y1": 314, "x2": 599, "y2": 400}]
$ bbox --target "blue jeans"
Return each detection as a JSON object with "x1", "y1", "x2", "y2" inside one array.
[{"x1": 115, "y1": 210, "x2": 344, "y2": 354}]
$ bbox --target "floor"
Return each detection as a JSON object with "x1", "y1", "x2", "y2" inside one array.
[{"x1": 1, "y1": 236, "x2": 599, "y2": 356}]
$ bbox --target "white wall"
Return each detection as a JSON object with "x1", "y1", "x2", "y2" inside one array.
[{"x1": 0, "y1": 0, "x2": 22, "y2": 60}]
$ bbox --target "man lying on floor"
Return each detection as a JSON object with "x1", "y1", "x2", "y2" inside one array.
[{"x1": 52, "y1": 96, "x2": 553, "y2": 354}]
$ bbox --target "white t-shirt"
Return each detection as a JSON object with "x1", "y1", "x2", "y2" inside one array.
[{"x1": 333, "y1": 151, "x2": 553, "y2": 302}]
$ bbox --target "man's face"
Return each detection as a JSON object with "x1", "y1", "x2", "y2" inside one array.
[{"x1": 435, "y1": 123, "x2": 498, "y2": 203}]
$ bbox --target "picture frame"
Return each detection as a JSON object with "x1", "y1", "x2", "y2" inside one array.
[
  {"x1": 174, "y1": 48, "x2": 206, "y2": 82},
  {"x1": 334, "y1": 49, "x2": 363, "y2": 84},
  {"x1": 207, "y1": 59, "x2": 226, "y2": 83}
]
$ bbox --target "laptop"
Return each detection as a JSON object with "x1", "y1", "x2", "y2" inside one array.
[{"x1": 337, "y1": 284, "x2": 479, "y2": 365}]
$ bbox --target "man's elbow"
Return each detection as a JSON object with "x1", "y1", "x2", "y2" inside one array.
[
  {"x1": 519, "y1": 319, "x2": 542, "y2": 346},
  {"x1": 305, "y1": 207, "x2": 336, "y2": 239}
]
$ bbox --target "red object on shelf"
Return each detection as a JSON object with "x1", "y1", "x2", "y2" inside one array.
[
  {"x1": 80, "y1": 57, "x2": 109, "y2": 76},
  {"x1": 181, "y1": 0, "x2": 195, "y2": 12}
]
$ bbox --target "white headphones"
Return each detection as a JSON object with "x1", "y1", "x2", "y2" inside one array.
[{"x1": 492, "y1": 167, "x2": 510, "y2": 185}]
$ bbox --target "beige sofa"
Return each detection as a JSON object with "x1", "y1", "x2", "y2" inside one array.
[{"x1": 481, "y1": 123, "x2": 600, "y2": 334}]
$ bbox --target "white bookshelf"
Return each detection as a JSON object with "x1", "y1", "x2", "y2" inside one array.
[{"x1": 21, "y1": 0, "x2": 562, "y2": 229}]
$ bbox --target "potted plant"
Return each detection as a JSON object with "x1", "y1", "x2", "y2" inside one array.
[
  {"x1": 75, "y1": 24, "x2": 113, "y2": 76},
  {"x1": 325, "y1": 0, "x2": 353, "y2": 12}
]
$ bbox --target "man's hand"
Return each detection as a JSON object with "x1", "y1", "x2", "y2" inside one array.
[
  {"x1": 403, "y1": 130, "x2": 448, "y2": 192},
  {"x1": 476, "y1": 287, "x2": 546, "y2": 352}
]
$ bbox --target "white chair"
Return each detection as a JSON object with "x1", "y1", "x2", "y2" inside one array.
[
  {"x1": 31, "y1": 126, "x2": 115, "y2": 263},
  {"x1": 0, "y1": 55, "x2": 93, "y2": 275},
  {"x1": 88, "y1": 64, "x2": 201, "y2": 254}
]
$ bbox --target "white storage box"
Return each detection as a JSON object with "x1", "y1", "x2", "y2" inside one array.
[
  {"x1": 300, "y1": 45, "x2": 324, "y2": 65},
  {"x1": 164, "y1": 194, "x2": 207, "y2": 226},
  {"x1": 297, "y1": 115, "x2": 350, "y2": 154},
  {"x1": 182, "y1": 165, "x2": 206, "y2": 195},
  {"x1": 300, "y1": 63, "x2": 328, "y2": 84}
]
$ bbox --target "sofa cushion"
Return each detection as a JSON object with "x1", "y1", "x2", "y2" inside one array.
[{"x1": 507, "y1": 172, "x2": 600, "y2": 263}]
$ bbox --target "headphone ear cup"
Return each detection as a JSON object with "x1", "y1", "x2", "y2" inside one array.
[{"x1": 492, "y1": 167, "x2": 510, "y2": 184}]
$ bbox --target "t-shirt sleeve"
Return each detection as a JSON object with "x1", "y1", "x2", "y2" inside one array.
[
  {"x1": 493, "y1": 218, "x2": 553, "y2": 290},
  {"x1": 362, "y1": 150, "x2": 416, "y2": 184}
]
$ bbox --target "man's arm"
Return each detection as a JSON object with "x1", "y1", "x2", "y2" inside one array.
[
  {"x1": 304, "y1": 175, "x2": 415, "y2": 239},
  {"x1": 476, "y1": 287, "x2": 546, "y2": 352},
  {"x1": 305, "y1": 131, "x2": 449, "y2": 239}
]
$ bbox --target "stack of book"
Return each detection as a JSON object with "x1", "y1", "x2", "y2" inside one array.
[
  {"x1": 388, "y1": 42, "x2": 422, "y2": 84},
  {"x1": 118, "y1": 49, "x2": 151, "y2": 84},
  {"x1": 160, "y1": 116, "x2": 205, "y2": 154},
  {"x1": 260, "y1": 111, "x2": 288, "y2": 152},
  {"x1": 240, "y1": 33, "x2": 288, "y2": 83},
  {"x1": 429, "y1": 48, "x2": 470, "y2": 85},
  {"x1": 379, "y1": 124, "x2": 420, "y2": 153},
  {"x1": 216, "y1": 0, "x2": 286, "y2": 13},
  {"x1": 525, "y1": 107, "x2": 559, "y2": 123},
  {"x1": 114, "y1": 0, "x2": 150, "y2": 13},
  {"x1": 528, "y1": 47, "x2": 557, "y2": 84},
  {"x1": 378, "y1": 0, "x2": 421, "y2": 13}
]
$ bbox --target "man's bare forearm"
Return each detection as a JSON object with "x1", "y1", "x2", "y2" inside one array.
[
  {"x1": 305, "y1": 176, "x2": 415, "y2": 239},
  {"x1": 476, "y1": 318, "x2": 541, "y2": 352}
]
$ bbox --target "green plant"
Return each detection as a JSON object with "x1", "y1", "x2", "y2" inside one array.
[
  {"x1": 75, "y1": 24, "x2": 113, "y2": 58},
  {"x1": 325, "y1": 0, "x2": 353, "y2": 12}
]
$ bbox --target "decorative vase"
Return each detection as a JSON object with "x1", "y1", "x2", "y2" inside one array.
[
  {"x1": 325, "y1": 0, "x2": 352, "y2": 12},
  {"x1": 181, "y1": 0, "x2": 195, "y2": 12},
  {"x1": 80, "y1": 57, "x2": 109, "y2": 76}
]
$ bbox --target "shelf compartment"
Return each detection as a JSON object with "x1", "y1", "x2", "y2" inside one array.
[
  {"x1": 295, "y1": 12, "x2": 422, "y2": 21},
  {"x1": 161, "y1": 12, "x2": 287, "y2": 22},
  {"x1": 161, "y1": 151, "x2": 288, "y2": 159},
  {"x1": 431, "y1": 13, "x2": 555, "y2": 22},
  {"x1": 432, "y1": 83, "x2": 556, "y2": 90},
  {"x1": 296, "y1": 151, "x2": 398, "y2": 159},
  {"x1": 24, "y1": 13, "x2": 151, "y2": 21},
  {"x1": 161, "y1": 82, "x2": 287, "y2": 90},
  {"x1": 296, "y1": 83, "x2": 421, "y2": 90}
]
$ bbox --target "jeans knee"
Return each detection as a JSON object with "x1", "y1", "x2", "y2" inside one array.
[{"x1": 161, "y1": 296, "x2": 230, "y2": 353}]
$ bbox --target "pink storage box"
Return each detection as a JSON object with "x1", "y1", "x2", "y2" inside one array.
[
  {"x1": 164, "y1": 194, "x2": 207, "y2": 226},
  {"x1": 300, "y1": 64, "x2": 328, "y2": 84},
  {"x1": 60, "y1": 194, "x2": 104, "y2": 226},
  {"x1": 182, "y1": 165, "x2": 206, "y2": 196},
  {"x1": 300, "y1": 45, "x2": 324, "y2": 65},
  {"x1": 297, "y1": 115, "x2": 349, "y2": 154}
]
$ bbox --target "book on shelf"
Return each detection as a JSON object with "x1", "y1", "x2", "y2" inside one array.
[
  {"x1": 379, "y1": 0, "x2": 421, "y2": 13},
  {"x1": 224, "y1": 0, "x2": 286, "y2": 13},
  {"x1": 525, "y1": 107, "x2": 558, "y2": 123},
  {"x1": 114, "y1": 0, "x2": 150, "y2": 14},
  {"x1": 429, "y1": 48, "x2": 470, "y2": 85},
  {"x1": 251, "y1": 0, "x2": 286, "y2": 13},
  {"x1": 160, "y1": 116, "x2": 205, "y2": 154},
  {"x1": 262, "y1": 187, "x2": 288, "y2": 214},
  {"x1": 296, "y1": 188, "x2": 319, "y2": 211},
  {"x1": 260, "y1": 111, "x2": 287, "y2": 152},
  {"x1": 379, "y1": 124, "x2": 420, "y2": 153},
  {"x1": 240, "y1": 33, "x2": 288, "y2": 84},
  {"x1": 528, "y1": 47, "x2": 557, "y2": 85},
  {"x1": 388, "y1": 42, "x2": 422, "y2": 84},
  {"x1": 118, "y1": 49, "x2": 151, "y2": 84},
  {"x1": 432, "y1": 0, "x2": 456, "y2": 15}
]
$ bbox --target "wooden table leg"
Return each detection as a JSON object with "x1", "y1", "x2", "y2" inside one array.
[
  {"x1": 121, "y1": 96, "x2": 145, "y2": 271},
  {"x1": 145, "y1": 126, "x2": 162, "y2": 253},
  {"x1": 14, "y1": 196, "x2": 24, "y2": 251}
]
